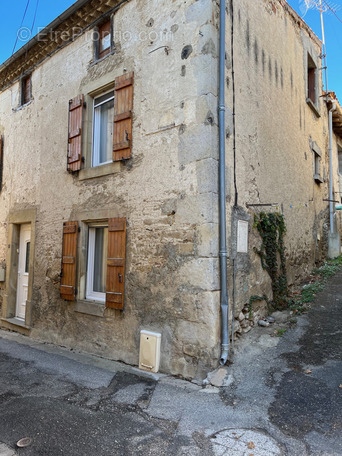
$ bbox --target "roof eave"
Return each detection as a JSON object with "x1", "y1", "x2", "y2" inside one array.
[{"x1": 0, "y1": 0, "x2": 90, "y2": 73}]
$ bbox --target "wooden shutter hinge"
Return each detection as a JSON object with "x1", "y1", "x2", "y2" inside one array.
[{"x1": 78, "y1": 226, "x2": 81, "y2": 232}]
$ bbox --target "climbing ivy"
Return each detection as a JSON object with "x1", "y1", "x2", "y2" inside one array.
[{"x1": 254, "y1": 212, "x2": 288, "y2": 308}]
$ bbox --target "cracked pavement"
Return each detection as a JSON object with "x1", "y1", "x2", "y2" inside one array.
[{"x1": 0, "y1": 271, "x2": 342, "y2": 455}]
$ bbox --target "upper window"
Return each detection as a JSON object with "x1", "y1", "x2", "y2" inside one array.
[
  {"x1": 21, "y1": 75, "x2": 32, "y2": 106},
  {"x1": 338, "y1": 146, "x2": 342, "y2": 175},
  {"x1": 67, "y1": 72, "x2": 134, "y2": 174},
  {"x1": 307, "y1": 54, "x2": 317, "y2": 105},
  {"x1": 311, "y1": 141, "x2": 323, "y2": 184},
  {"x1": 92, "y1": 91, "x2": 114, "y2": 167},
  {"x1": 95, "y1": 19, "x2": 112, "y2": 60}
]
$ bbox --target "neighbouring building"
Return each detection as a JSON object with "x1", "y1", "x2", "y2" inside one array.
[{"x1": 0, "y1": 0, "x2": 341, "y2": 380}]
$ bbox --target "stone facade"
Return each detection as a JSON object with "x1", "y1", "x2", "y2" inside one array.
[{"x1": 0, "y1": 0, "x2": 341, "y2": 380}]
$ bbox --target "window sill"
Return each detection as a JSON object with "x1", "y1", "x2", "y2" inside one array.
[
  {"x1": 13, "y1": 99, "x2": 33, "y2": 112},
  {"x1": 0, "y1": 317, "x2": 30, "y2": 335},
  {"x1": 74, "y1": 300, "x2": 105, "y2": 317},
  {"x1": 314, "y1": 174, "x2": 323, "y2": 184},
  {"x1": 306, "y1": 98, "x2": 320, "y2": 118},
  {"x1": 79, "y1": 162, "x2": 121, "y2": 181},
  {"x1": 89, "y1": 49, "x2": 116, "y2": 68}
]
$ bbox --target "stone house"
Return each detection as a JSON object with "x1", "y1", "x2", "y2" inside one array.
[{"x1": 0, "y1": 0, "x2": 341, "y2": 380}]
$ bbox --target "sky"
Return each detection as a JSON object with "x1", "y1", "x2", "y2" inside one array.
[
  {"x1": 287, "y1": 0, "x2": 342, "y2": 99},
  {"x1": 0, "y1": 0, "x2": 341, "y2": 98},
  {"x1": 0, "y1": 0, "x2": 76, "y2": 63}
]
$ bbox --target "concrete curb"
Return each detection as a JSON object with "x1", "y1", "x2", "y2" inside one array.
[
  {"x1": 0, "y1": 443, "x2": 16, "y2": 456},
  {"x1": 0, "y1": 329, "x2": 164, "y2": 382}
]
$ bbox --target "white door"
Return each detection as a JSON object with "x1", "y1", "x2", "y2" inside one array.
[{"x1": 16, "y1": 224, "x2": 31, "y2": 320}]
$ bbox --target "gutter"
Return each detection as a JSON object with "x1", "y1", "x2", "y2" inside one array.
[
  {"x1": 218, "y1": 0, "x2": 229, "y2": 365},
  {"x1": 328, "y1": 99, "x2": 337, "y2": 233}
]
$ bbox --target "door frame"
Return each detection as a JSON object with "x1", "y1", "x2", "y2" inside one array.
[
  {"x1": 15, "y1": 223, "x2": 31, "y2": 319},
  {"x1": 1, "y1": 209, "x2": 36, "y2": 328}
]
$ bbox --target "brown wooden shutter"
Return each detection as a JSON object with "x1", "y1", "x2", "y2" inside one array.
[
  {"x1": 67, "y1": 95, "x2": 83, "y2": 172},
  {"x1": 60, "y1": 221, "x2": 78, "y2": 301},
  {"x1": 113, "y1": 72, "x2": 134, "y2": 161},
  {"x1": 0, "y1": 136, "x2": 3, "y2": 191},
  {"x1": 106, "y1": 218, "x2": 127, "y2": 310},
  {"x1": 23, "y1": 76, "x2": 31, "y2": 105}
]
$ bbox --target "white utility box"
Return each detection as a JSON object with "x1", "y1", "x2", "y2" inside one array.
[{"x1": 139, "y1": 330, "x2": 161, "y2": 373}]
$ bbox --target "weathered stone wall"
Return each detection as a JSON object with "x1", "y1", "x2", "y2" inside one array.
[
  {"x1": 0, "y1": 0, "x2": 338, "y2": 377},
  {"x1": 0, "y1": 0, "x2": 221, "y2": 380},
  {"x1": 223, "y1": 0, "x2": 332, "y2": 338},
  {"x1": 333, "y1": 132, "x2": 342, "y2": 234}
]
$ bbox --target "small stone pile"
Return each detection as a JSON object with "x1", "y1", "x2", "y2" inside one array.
[{"x1": 232, "y1": 303, "x2": 267, "y2": 340}]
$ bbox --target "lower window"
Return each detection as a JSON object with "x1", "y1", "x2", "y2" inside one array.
[
  {"x1": 61, "y1": 217, "x2": 126, "y2": 310},
  {"x1": 86, "y1": 225, "x2": 108, "y2": 302}
]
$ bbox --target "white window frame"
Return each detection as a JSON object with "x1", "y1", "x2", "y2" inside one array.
[
  {"x1": 338, "y1": 145, "x2": 342, "y2": 175},
  {"x1": 86, "y1": 223, "x2": 108, "y2": 302},
  {"x1": 92, "y1": 90, "x2": 114, "y2": 168}
]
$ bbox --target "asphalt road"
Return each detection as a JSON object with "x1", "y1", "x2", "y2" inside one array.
[{"x1": 0, "y1": 270, "x2": 342, "y2": 455}]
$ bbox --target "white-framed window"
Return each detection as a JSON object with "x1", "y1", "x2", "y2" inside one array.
[
  {"x1": 86, "y1": 224, "x2": 108, "y2": 302},
  {"x1": 92, "y1": 91, "x2": 114, "y2": 167}
]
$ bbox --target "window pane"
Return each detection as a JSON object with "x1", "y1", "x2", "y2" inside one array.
[
  {"x1": 99, "y1": 20, "x2": 111, "y2": 55},
  {"x1": 93, "y1": 93, "x2": 114, "y2": 166},
  {"x1": 338, "y1": 149, "x2": 342, "y2": 174},
  {"x1": 25, "y1": 242, "x2": 30, "y2": 273},
  {"x1": 93, "y1": 227, "x2": 108, "y2": 293},
  {"x1": 100, "y1": 34, "x2": 111, "y2": 52}
]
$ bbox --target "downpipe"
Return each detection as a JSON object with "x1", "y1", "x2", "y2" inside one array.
[
  {"x1": 218, "y1": 0, "x2": 229, "y2": 365},
  {"x1": 329, "y1": 100, "x2": 336, "y2": 234}
]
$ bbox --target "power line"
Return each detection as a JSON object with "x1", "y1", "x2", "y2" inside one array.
[
  {"x1": 12, "y1": 0, "x2": 32, "y2": 55},
  {"x1": 31, "y1": 0, "x2": 40, "y2": 34}
]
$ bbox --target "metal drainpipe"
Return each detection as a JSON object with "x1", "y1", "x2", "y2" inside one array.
[
  {"x1": 218, "y1": 0, "x2": 229, "y2": 365},
  {"x1": 329, "y1": 100, "x2": 336, "y2": 233}
]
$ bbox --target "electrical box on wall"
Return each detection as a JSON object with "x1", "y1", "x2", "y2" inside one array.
[
  {"x1": 0, "y1": 267, "x2": 6, "y2": 282},
  {"x1": 139, "y1": 330, "x2": 161, "y2": 373}
]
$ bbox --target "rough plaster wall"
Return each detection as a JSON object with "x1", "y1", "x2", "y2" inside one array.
[
  {"x1": 0, "y1": 0, "x2": 221, "y2": 380},
  {"x1": 224, "y1": 0, "x2": 330, "y2": 323},
  {"x1": 333, "y1": 134, "x2": 342, "y2": 233}
]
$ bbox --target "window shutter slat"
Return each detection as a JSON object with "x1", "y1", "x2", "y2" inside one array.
[
  {"x1": 67, "y1": 95, "x2": 83, "y2": 172},
  {"x1": 106, "y1": 218, "x2": 126, "y2": 310},
  {"x1": 113, "y1": 72, "x2": 134, "y2": 161},
  {"x1": 60, "y1": 221, "x2": 78, "y2": 301}
]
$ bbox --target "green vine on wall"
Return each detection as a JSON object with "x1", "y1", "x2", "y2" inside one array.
[{"x1": 254, "y1": 212, "x2": 288, "y2": 309}]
